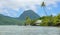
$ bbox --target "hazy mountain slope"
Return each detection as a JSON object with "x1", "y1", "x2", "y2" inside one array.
[
  {"x1": 0, "y1": 14, "x2": 24, "y2": 25},
  {"x1": 18, "y1": 10, "x2": 40, "y2": 20},
  {"x1": 0, "y1": 10, "x2": 40, "y2": 25}
]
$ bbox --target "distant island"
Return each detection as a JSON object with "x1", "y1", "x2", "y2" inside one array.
[{"x1": 0, "y1": 10, "x2": 60, "y2": 26}]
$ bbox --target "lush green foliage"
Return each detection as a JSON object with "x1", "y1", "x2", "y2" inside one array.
[
  {"x1": 30, "y1": 14, "x2": 60, "y2": 26},
  {"x1": 0, "y1": 14, "x2": 24, "y2": 25},
  {"x1": 39, "y1": 14, "x2": 60, "y2": 26},
  {"x1": 25, "y1": 16, "x2": 32, "y2": 25},
  {"x1": 0, "y1": 14, "x2": 60, "y2": 26}
]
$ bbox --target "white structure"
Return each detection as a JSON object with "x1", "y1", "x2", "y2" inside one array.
[{"x1": 35, "y1": 20, "x2": 42, "y2": 25}]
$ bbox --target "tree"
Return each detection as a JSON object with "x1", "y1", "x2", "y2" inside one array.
[
  {"x1": 40, "y1": 15, "x2": 53, "y2": 26},
  {"x1": 40, "y1": 16, "x2": 49, "y2": 26},
  {"x1": 25, "y1": 16, "x2": 32, "y2": 26},
  {"x1": 53, "y1": 14, "x2": 60, "y2": 26},
  {"x1": 47, "y1": 15, "x2": 53, "y2": 26},
  {"x1": 41, "y1": 1, "x2": 48, "y2": 16}
]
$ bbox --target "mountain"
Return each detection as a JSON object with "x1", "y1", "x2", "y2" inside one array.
[
  {"x1": 0, "y1": 14, "x2": 24, "y2": 25},
  {"x1": 0, "y1": 10, "x2": 40, "y2": 25},
  {"x1": 18, "y1": 10, "x2": 40, "y2": 20}
]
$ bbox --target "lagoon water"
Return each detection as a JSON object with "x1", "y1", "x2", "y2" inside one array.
[{"x1": 0, "y1": 25, "x2": 60, "y2": 35}]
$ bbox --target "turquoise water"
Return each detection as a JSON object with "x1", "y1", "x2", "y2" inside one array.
[{"x1": 0, "y1": 25, "x2": 60, "y2": 35}]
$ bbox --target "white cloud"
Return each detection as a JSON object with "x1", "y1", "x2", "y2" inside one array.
[
  {"x1": 0, "y1": 0, "x2": 59, "y2": 10},
  {"x1": 0, "y1": 0, "x2": 60, "y2": 17}
]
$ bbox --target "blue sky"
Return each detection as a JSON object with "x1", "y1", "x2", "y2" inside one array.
[{"x1": 0, "y1": 0, "x2": 60, "y2": 18}]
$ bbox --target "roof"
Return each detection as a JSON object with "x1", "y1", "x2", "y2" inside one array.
[{"x1": 35, "y1": 20, "x2": 42, "y2": 23}]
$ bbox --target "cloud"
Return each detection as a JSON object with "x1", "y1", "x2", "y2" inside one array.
[
  {"x1": 0, "y1": 0, "x2": 60, "y2": 17},
  {"x1": 0, "y1": 0, "x2": 60, "y2": 10}
]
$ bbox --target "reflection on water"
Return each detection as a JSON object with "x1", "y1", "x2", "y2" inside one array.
[{"x1": 0, "y1": 25, "x2": 60, "y2": 35}]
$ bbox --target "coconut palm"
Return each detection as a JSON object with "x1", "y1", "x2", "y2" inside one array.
[{"x1": 41, "y1": 1, "x2": 48, "y2": 16}]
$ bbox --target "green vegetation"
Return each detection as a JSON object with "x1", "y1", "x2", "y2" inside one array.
[
  {"x1": 31, "y1": 14, "x2": 60, "y2": 26},
  {"x1": 25, "y1": 16, "x2": 32, "y2": 25},
  {"x1": 0, "y1": 13, "x2": 60, "y2": 26},
  {"x1": 0, "y1": 14, "x2": 24, "y2": 25}
]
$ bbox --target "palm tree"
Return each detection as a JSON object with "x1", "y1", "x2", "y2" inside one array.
[
  {"x1": 25, "y1": 16, "x2": 31, "y2": 26},
  {"x1": 41, "y1": 1, "x2": 48, "y2": 16}
]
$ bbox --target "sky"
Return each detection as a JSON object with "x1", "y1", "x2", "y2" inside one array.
[{"x1": 0, "y1": 0, "x2": 60, "y2": 18}]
